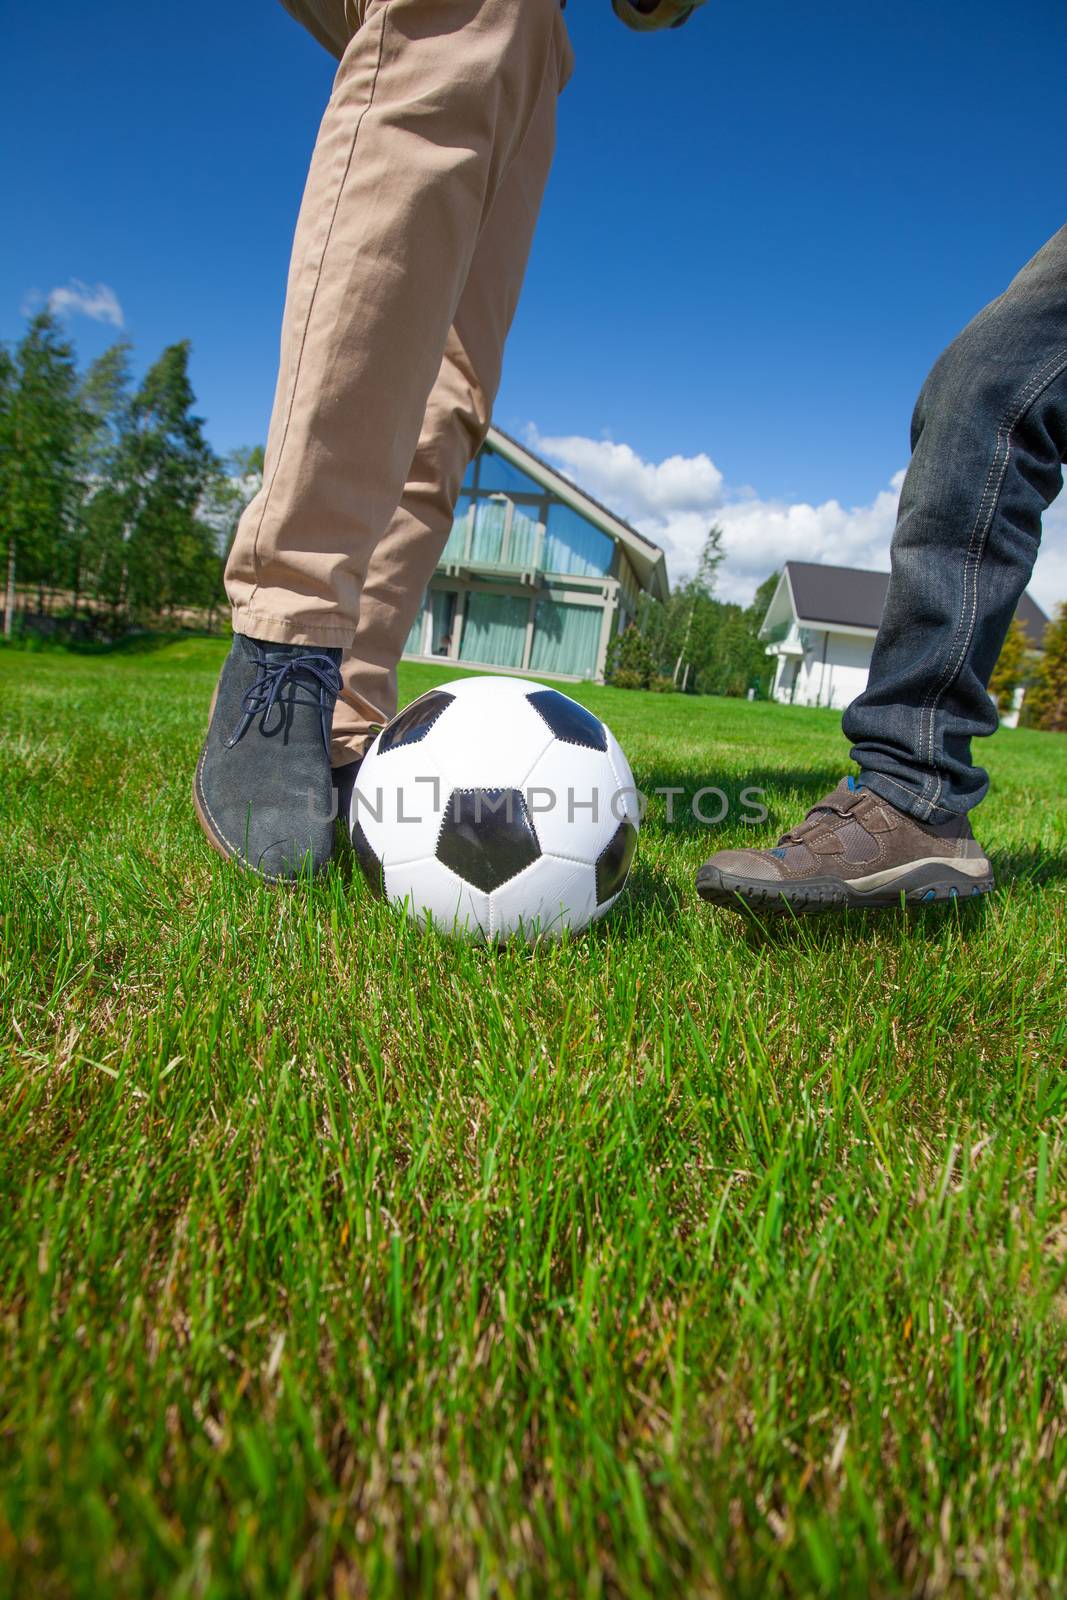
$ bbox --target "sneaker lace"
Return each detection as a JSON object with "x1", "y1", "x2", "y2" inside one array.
[{"x1": 227, "y1": 649, "x2": 343, "y2": 754}]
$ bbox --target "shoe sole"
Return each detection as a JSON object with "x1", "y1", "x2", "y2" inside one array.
[{"x1": 695, "y1": 858, "x2": 995, "y2": 913}]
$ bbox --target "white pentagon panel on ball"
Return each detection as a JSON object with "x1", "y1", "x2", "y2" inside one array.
[
  {"x1": 605, "y1": 726, "x2": 641, "y2": 826},
  {"x1": 426, "y1": 676, "x2": 554, "y2": 793},
  {"x1": 522, "y1": 737, "x2": 620, "y2": 865},
  {"x1": 351, "y1": 739, "x2": 447, "y2": 867},
  {"x1": 384, "y1": 856, "x2": 491, "y2": 939},
  {"x1": 489, "y1": 855, "x2": 599, "y2": 943}
]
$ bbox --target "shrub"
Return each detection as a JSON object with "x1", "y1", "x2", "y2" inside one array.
[
  {"x1": 609, "y1": 668, "x2": 647, "y2": 692},
  {"x1": 605, "y1": 624, "x2": 655, "y2": 690}
]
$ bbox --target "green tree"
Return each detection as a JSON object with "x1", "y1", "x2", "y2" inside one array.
[
  {"x1": 73, "y1": 340, "x2": 133, "y2": 622},
  {"x1": 693, "y1": 522, "x2": 724, "y2": 594},
  {"x1": 0, "y1": 313, "x2": 85, "y2": 630},
  {"x1": 606, "y1": 621, "x2": 656, "y2": 689},
  {"x1": 749, "y1": 570, "x2": 781, "y2": 627},
  {"x1": 638, "y1": 525, "x2": 724, "y2": 690},
  {"x1": 1025, "y1": 603, "x2": 1066, "y2": 732},
  {"x1": 0, "y1": 345, "x2": 15, "y2": 635},
  {"x1": 108, "y1": 342, "x2": 224, "y2": 623}
]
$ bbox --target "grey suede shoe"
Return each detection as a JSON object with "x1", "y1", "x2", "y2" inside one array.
[
  {"x1": 194, "y1": 633, "x2": 343, "y2": 882},
  {"x1": 696, "y1": 778, "x2": 994, "y2": 913}
]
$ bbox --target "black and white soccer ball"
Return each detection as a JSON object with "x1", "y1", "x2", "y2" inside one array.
[{"x1": 349, "y1": 676, "x2": 639, "y2": 941}]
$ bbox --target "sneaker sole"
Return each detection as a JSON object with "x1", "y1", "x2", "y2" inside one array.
[{"x1": 695, "y1": 858, "x2": 995, "y2": 913}]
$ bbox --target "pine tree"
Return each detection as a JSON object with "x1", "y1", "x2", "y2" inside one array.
[
  {"x1": 74, "y1": 341, "x2": 133, "y2": 623},
  {"x1": 1025, "y1": 604, "x2": 1067, "y2": 732},
  {"x1": 0, "y1": 313, "x2": 85, "y2": 629},
  {"x1": 0, "y1": 346, "x2": 15, "y2": 636},
  {"x1": 109, "y1": 342, "x2": 224, "y2": 624}
]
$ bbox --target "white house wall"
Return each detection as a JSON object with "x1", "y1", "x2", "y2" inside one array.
[{"x1": 771, "y1": 629, "x2": 875, "y2": 710}]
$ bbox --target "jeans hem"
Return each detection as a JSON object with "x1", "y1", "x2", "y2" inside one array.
[{"x1": 857, "y1": 768, "x2": 962, "y2": 827}]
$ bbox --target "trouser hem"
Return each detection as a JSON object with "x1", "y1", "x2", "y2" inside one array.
[
  {"x1": 330, "y1": 735, "x2": 374, "y2": 766},
  {"x1": 231, "y1": 607, "x2": 356, "y2": 649},
  {"x1": 856, "y1": 768, "x2": 962, "y2": 826}
]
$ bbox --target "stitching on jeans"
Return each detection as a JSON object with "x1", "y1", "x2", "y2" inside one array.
[
  {"x1": 913, "y1": 344, "x2": 1067, "y2": 819},
  {"x1": 244, "y1": 10, "x2": 389, "y2": 611},
  {"x1": 863, "y1": 768, "x2": 935, "y2": 816}
]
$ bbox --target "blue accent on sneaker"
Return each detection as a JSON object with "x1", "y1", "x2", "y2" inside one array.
[
  {"x1": 847, "y1": 775, "x2": 864, "y2": 792},
  {"x1": 923, "y1": 889, "x2": 936, "y2": 900},
  {"x1": 769, "y1": 847, "x2": 787, "y2": 859}
]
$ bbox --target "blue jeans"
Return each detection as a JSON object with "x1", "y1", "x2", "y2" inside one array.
[{"x1": 843, "y1": 224, "x2": 1067, "y2": 822}]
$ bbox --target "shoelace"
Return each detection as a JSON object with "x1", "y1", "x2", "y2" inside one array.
[{"x1": 227, "y1": 649, "x2": 343, "y2": 754}]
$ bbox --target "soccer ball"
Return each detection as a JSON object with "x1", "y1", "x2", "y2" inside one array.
[{"x1": 348, "y1": 676, "x2": 639, "y2": 941}]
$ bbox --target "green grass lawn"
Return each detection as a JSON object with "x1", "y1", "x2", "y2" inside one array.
[{"x1": 2, "y1": 638, "x2": 1066, "y2": 1598}]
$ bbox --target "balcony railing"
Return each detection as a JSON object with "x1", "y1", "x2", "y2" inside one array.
[{"x1": 762, "y1": 620, "x2": 809, "y2": 654}]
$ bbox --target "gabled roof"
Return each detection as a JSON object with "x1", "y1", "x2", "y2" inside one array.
[
  {"x1": 487, "y1": 426, "x2": 670, "y2": 602},
  {"x1": 768, "y1": 560, "x2": 1049, "y2": 650}
]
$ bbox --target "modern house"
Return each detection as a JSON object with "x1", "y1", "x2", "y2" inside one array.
[
  {"x1": 402, "y1": 426, "x2": 669, "y2": 682},
  {"x1": 761, "y1": 560, "x2": 1049, "y2": 723}
]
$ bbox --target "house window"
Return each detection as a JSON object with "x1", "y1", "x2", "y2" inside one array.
[
  {"x1": 430, "y1": 591, "x2": 456, "y2": 656},
  {"x1": 543, "y1": 503, "x2": 613, "y2": 577},
  {"x1": 470, "y1": 499, "x2": 507, "y2": 564},
  {"x1": 529, "y1": 599, "x2": 602, "y2": 678},
  {"x1": 459, "y1": 592, "x2": 529, "y2": 669},
  {"x1": 441, "y1": 493, "x2": 473, "y2": 562},
  {"x1": 474, "y1": 448, "x2": 545, "y2": 499},
  {"x1": 466, "y1": 496, "x2": 542, "y2": 568},
  {"x1": 404, "y1": 599, "x2": 427, "y2": 656},
  {"x1": 506, "y1": 504, "x2": 541, "y2": 568}
]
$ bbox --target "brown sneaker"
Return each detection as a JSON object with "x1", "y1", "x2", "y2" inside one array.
[{"x1": 695, "y1": 778, "x2": 994, "y2": 913}]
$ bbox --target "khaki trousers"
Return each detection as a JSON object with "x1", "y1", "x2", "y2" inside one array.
[{"x1": 225, "y1": 0, "x2": 573, "y2": 764}]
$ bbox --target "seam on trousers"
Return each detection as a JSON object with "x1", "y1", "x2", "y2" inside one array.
[
  {"x1": 245, "y1": 8, "x2": 389, "y2": 612},
  {"x1": 913, "y1": 343, "x2": 1067, "y2": 819}
]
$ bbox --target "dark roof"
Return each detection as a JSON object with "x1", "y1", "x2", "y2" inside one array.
[{"x1": 783, "y1": 561, "x2": 1049, "y2": 650}]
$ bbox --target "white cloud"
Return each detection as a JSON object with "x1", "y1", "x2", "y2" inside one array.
[
  {"x1": 528, "y1": 426, "x2": 1066, "y2": 619},
  {"x1": 44, "y1": 279, "x2": 125, "y2": 328}
]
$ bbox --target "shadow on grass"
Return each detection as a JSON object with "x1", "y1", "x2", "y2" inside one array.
[
  {"x1": 986, "y1": 842, "x2": 1067, "y2": 890},
  {"x1": 635, "y1": 764, "x2": 848, "y2": 843},
  {"x1": 717, "y1": 892, "x2": 996, "y2": 951},
  {"x1": 0, "y1": 628, "x2": 226, "y2": 658}
]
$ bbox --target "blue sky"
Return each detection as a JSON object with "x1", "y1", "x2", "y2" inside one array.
[{"x1": 3, "y1": 0, "x2": 1066, "y2": 606}]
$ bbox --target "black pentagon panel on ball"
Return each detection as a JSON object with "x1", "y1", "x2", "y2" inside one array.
[
  {"x1": 436, "y1": 788, "x2": 542, "y2": 893},
  {"x1": 350, "y1": 815, "x2": 385, "y2": 898},
  {"x1": 595, "y1": 820, "x2": 638, "y2": 905},
  {"x1": 377, "y1": 690, "x2": 455, "y2": 754},
  {"x1": 526, "y1": 689, "x2": 607, "y2": 752}
]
